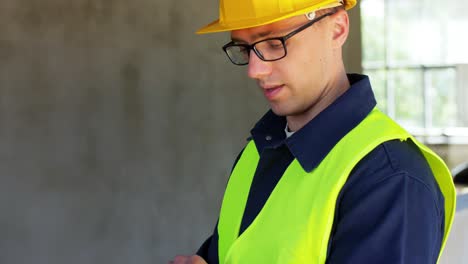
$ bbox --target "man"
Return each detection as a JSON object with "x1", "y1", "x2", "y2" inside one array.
[{"x1": 169, "y1": 0, "x2": 456, "y2": 263}]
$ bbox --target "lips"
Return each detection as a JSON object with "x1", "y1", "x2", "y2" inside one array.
[{"x1": 262, "y1": 84, "x2": 284, "y2": 100}]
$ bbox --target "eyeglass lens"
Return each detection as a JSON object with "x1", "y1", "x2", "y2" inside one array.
[{"x1": 225, "y1": 38, "x2": 286, "y2": 65}]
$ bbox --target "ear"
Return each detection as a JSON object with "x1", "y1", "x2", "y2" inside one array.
[{"x1": 330, "y1": 9, "x2": 349, "y2": 49}]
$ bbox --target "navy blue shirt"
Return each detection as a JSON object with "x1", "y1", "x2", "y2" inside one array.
[{"x1": 197, "y1": 74, "x2": 445, "y2": 263}]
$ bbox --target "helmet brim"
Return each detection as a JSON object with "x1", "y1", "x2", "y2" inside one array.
[{"x1": 196, "y1": 0, "x2": 356, "y2": 34}]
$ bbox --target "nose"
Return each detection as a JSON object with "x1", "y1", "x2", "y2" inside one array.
[{"x1": 247, "y1": 50, "x2": 272, "y2": 80}]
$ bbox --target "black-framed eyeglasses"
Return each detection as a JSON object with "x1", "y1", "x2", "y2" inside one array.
[{"x1": 222, "y1": 11, "x2": 336, "y2": 66}]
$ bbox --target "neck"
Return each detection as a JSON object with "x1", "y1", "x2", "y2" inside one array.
[{"x1": 286, "y1": 70, "x2": 350, "y2": 132}]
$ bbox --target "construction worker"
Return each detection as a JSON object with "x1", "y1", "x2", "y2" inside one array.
[{"x1": 169, "y1": 0, "x2": 456, "y2": 263}]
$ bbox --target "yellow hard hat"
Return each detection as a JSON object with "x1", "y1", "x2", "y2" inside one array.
[{"x1": 196, "y1": 0, "x2": 356, "y2": 34}]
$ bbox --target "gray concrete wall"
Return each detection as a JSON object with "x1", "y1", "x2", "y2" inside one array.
[
  {"x1": 343, "y1": 2, "x2": 362, "y2": 74},
  {"x1": 0, "y1": 0, "x2": 267, "y2": 263}
]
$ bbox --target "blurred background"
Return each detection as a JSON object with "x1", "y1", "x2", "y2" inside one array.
[{"x1": 0, "y1": 0, "x2": 467, "y2": 263}]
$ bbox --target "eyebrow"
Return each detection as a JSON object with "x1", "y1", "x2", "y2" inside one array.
[
  {"x1": 230, "y1": 20, "x2": 303, "y2": 44},
  {"x1": 231, "y1": 30, "x2": 273, "y2": 43}
]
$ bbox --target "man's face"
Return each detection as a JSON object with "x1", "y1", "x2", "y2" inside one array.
[{"x1": 230, "y1": 13, "x2": 337, "y2": 117}]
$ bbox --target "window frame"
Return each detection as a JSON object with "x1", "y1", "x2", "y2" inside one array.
[{"x1": 361, "y1": 0, "x2": 468, "y2": 144}]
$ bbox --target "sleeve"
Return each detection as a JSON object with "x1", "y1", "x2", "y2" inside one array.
[
  {"x1": 195, "y1": 147, "x2": 245, "y2": 263},
  {"x1": 326, "y1": 143, "x2": 445, "y2": 264},
  {"x1": 195, "y1": 222, "x2": 219, "y2": 263},
  {"x1": 196, "y1": 235, "x2": 213, "y2": 258}
]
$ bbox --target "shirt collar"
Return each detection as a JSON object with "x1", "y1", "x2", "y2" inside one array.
[{"x1": 250, "y1": 74, "x2": 377, "y2": 172}]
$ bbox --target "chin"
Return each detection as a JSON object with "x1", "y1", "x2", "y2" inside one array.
[
  {"x1": 271, "y1": 103, "x2": 311, "y2": 118},
  {"x1": 270, "y1": 105, "x2": 292, "y2": 117}
]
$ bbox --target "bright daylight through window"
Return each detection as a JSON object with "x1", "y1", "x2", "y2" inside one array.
[{"x1": 361, "y1": 0, "x2": 468, "y2": 143}]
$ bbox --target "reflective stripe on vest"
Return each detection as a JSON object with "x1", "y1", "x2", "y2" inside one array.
[{"x1": 217, "y1": 108, "x2": 456, "y2": 264}]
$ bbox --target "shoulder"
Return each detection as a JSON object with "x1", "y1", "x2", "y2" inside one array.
[
  {"x1": 340, "y1": 139, "x2": 444, "y2": 216},
  {"x1": 328, "y1": 139, "x2": 446, "y2": 263},
  {"x1": 348, "y1": 139, "x2": 440, "y2": 196}
]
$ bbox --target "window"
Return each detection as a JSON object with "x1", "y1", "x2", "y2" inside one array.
[{"x1": 361, "y1": 0, "x2": 468, "y2": 144}]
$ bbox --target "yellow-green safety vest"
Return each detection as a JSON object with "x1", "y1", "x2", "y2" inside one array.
[{"x1": 217, "y1": 108, "x2": 456, "y2": 264}]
